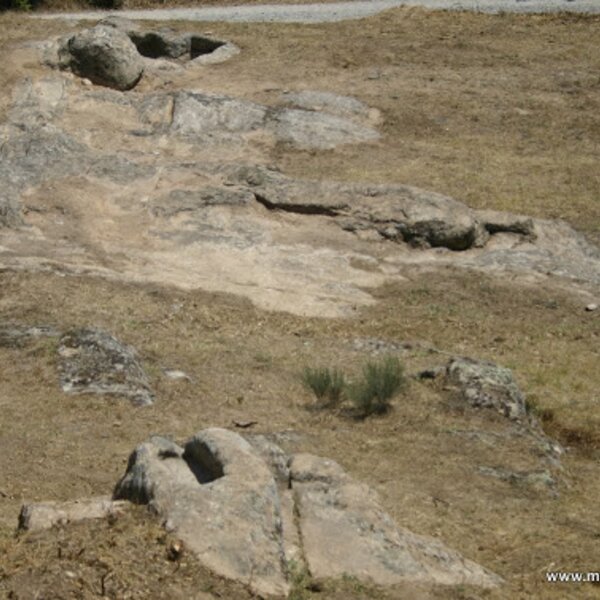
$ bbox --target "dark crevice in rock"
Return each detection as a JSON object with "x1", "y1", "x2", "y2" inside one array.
[
  {"x1": 484, "y1": 219, "x2": 535, "y2": 239},
  {"x1": 373, "y1": 219, "x2": 478, "y2": 251},
  {"x1": 128, "y1": 31, "x2": 226, "y2": 62},
  {"x1": 183, "y1": 440, "x2": 225, "y2": 484},
  {"x1": 129, "y1": 32, "x2": 185, "y2": 59},
  {"x1": 289, "y1": 483, "x2": 310, "y2": 576},
  {"x1": 484, "y1": 222, "x2": 533, "y2": 237},
  {"x1": 253, "y1": 193, "x2": 340, "y2": 217},
  {"x1": 190, "y1": 36, "x2": 226, "y2": 59}
]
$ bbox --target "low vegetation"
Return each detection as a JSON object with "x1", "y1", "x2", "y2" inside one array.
[
  {"x1": 348, "y1": 356, "x2": 405, "y2": 418},
  {"x1": 301, "y1": 366, "x2": 346, "y2": 407},
  {"x1": 287, "y1": 559, "x2": 313, "y2": 600},
  {"x1": 302, "y1": 356, "x2": 406, "y2": 418}
]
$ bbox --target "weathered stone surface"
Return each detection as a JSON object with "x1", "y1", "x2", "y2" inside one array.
[
  {"x1": 478, "y1": 467, "x2": 558, "y2": 496},
  {"x1": 15, "y1": 428, "x2": 501, "y2": 593},
  {"x1": 169, "y1": 91, "x2": 379, "y2": 150},
  {"x1": 237, "y1": 166, "x2": 487, "y2": 251},
  {"x1": 58, "y1": 328, "x2": 154, "y2": 406},
  {"x1": 45, "y1": 21, "x2": 237, "y2": 75},
  {"x1": 267, "y1": 107, "x2": 380, "y2": 150},
  {"x1": 3, "y1": 48, "x2": 599, "y2": 317},
  {"x1": 442, "y1": 357, "x2": 563, "y2": 466},
  {"x1": 280, "y1": 90, "x2": 378, "y2": 125},
  {"x1": 289, "y1": 453, "x2": 501, "y2": 588},
  {"x1": 1, "y1": 120, "x2": 153, "y2": 212},
  {"x1": 245, "y1": 434, "x2": 291, "y2": 486},
  {"x1": 149, "y1": 187, "x2": 254, "y2": 217},
  {"x1": 444, "y1": 357, "x2": 528, "y2": 421},
  {"x1": 114, "y1": 429, "x2": 289, "y2": 598},
  {"x1": 128, "y1": 29, "x2": 233, "y2": 65},
  {"x1": 0, "y1": 323, "x2": 60, "y2": 348},
  {"x1": 18, "y1": 496, "x2": 128, "y2": 531},
  {"x1": 279, "y1": 489, "x2": 304, "y2": 566},
  {"x1": 0, "y1": 81, "x2": 154, "y2": 228},
  {"x1": 0, "y1": 196, "x2": 20, "y2": 228},
  {"x1": 0, "y1": 125, "x2": 82, "y2": 228},
  {"x1": 190, "y1": 38, "x2": 240, "y2": 65},
  {"x1": 8, "y1": 77, "x2": 68, "y2": 129},
  {"x1": 111, "y1": 429, "x2": 500, "y2": 594},
  {"x1": 96, "y1": 15, "x2": 140, "y2": 34},
  {"x1": 137, "y1": 92, "x2": 174, "y2": 128},
  {"x1": 466, "y1": 217, "x2": 600, "y2": 287},
  {"x1": 61, "y1": 25, "x2": 144, "y2": 91},
  {"x1": 171, "y1": 91, "x2": 267, "y2": 135}
]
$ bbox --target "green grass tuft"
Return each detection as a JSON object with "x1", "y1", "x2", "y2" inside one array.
[
  {"x1": 301, "y1": 366, "x2": 346, "y2": 408},
  {"x1": 349, "y1": 356, "x2": 405, "y2": 418}
]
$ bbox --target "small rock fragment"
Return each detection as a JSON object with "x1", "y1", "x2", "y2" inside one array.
[
  {"x1": 163, "y1": 368, "x2": 192, "y2": 381},
  {"x1": 167, "y1": 539, "x2": 185, "y2": 561},
  {"x1": 18, "y1": 496, "x2": 128, "y2": 531}
]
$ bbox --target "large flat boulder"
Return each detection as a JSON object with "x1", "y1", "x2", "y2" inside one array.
[
  {"x1": 280, "y1": 90, "x2": 379, "y2": 125},
  {"x1": 289, "y1": 453, "x2": 501, "y2": 588},
  {"x1": 266, "y1": 108, "x2": 380, "y2": 150},
  {"x1": 3, "y1": 55, "x2": 598, "y2": 316},
  {"x1": 169, "y1": 91, "x2": 380, "y2": 150}
]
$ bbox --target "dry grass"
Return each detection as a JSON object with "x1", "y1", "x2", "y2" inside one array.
[
  {"x1": 0, "y1": 269, "x2": 599, "y2": 599},
  {"x1": 0, "y1": 6, "x2": 599, "y2": 599}
]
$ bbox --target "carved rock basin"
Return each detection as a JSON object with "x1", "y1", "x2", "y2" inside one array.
[{"x1": 112, "y1": 429, "x2": 502, "y2": 596}]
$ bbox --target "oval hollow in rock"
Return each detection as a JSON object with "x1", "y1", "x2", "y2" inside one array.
[
  {"x1": 128, "y1": 31, "x2": 226, "y2": 62},
  {"x1": 183, "y1": 441, "x2": 225, "y2": 484}
]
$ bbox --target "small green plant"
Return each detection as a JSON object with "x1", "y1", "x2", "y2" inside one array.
[
  {"x1": 301, "y1": 366, "x2": 345, "y2": 407},
  {"x1": 340, "y1": 573, "x2": 368, "y2": 593},
  {"x1": 349, "y1": 355, "x2": 405, "y2": 418},
  {"x1": 287, "y1": 559, "x2": 312, "y2": 600}
]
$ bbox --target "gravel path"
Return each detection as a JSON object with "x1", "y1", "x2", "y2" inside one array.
[{"x1": 36, "y1": 0, "x2": 600, "y2": 24}]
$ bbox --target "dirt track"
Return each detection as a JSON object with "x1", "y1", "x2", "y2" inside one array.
[{"x1": 36, "y1": 0, "x2": 600, "y2": 23}]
